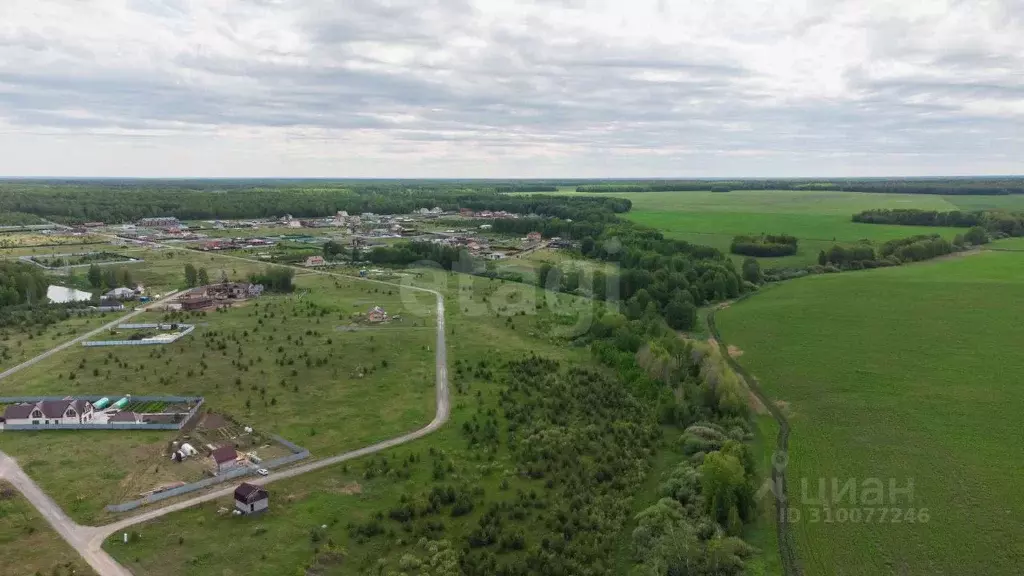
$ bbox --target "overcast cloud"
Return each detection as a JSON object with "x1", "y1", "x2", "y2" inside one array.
[{"x1": 0, "y1": 0, "x2": 1020, "y2": 177}]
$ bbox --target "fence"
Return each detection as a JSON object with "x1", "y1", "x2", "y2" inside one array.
[
  {"x1": 104, "y1": 448, "x2": 310, "y2": 513},
  {"x1": 19, "y1": 253, "x2": 144, "y2": 270},
  {"x1": 81, "y1": 323, "x2": 195, "y2": 347}
]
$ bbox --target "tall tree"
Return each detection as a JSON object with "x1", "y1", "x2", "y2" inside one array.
[
  {"x1": 87, "y1": 264, "x2": 102, "y2": 288},
  {"x1": 197, "y1": 267, "x2": 209, "y2": 286},
  {"x1": 184, "y1": 263, "x2": 198, "y2": 287},
  {"x1": 740, "y1": 257, "x2": 762, "y2": 284}
]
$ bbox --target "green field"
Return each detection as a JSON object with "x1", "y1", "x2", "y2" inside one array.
[
  {"x1": 0, "y1": 272, "x2": 435, "y2": 524},
  {"x1": 549, "y1": 190, "x2": 967, "y2": 268},
  {"x1": 716, "y1": 250, "x2": 1024, "y2": 575},
  {"x1": 0, "y1": 482, "x2": 98, "y2": 576}
]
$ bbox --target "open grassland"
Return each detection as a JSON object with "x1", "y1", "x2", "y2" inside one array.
[
  {"x1": 990, "y1": 236, "x2": 1024, "y2": 251},
  {"x1": 124, "y1": 248, "x2": 273, "y2": 293},
  {"x1": 0, "y1": 273, "x2": 435, "y2": 524},
  {"x1": 0, "y1": 482, "x2": 98, "y2": 576},
  {"x1": 102, "y1": 272, "x2": 609, "y2": 576},
  {"x1": 716, "y1": 251, "x2": 1024, "y2": 575},
  {"x1": 0, "y1": 313, "x2": 112, "y2": 372}
]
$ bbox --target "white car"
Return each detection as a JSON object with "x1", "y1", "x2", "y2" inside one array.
[{"x1": 256, "y1": 468, "x2": 269, "y2": 476}]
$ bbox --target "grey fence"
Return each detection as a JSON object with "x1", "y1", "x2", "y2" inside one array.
[
  {"x1": 104, "y1": 449, "x2": 310, "y2": 513},
  {"x1": 271, "y1": 434, "x2": 306, "y2": 454},
  {"x1": 82, "y1": 323, "x2": 195, "y2": 347}
]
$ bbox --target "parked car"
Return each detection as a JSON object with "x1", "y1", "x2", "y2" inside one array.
[{"x1": 256, "y1": 468, "x2": 269, "y2": 476}]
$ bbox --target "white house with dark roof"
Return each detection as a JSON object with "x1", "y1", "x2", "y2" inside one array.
[
  {"x1": 234, "y1": 482, "x2": 269, "y2": 514},
  {"x1": 210, "y1": 446, "x2": 239, "y2": 474},
  {"x1": 2, "y1": 399, "x2": 94, "y2": 426}
]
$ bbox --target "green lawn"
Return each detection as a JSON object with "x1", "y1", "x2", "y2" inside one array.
[
  {"x1": 716, "y1": 250, "x2": 1024, "y2": 575},
  {"x1": 0, "y1": 482, "x2": 98, "y2": 576},
  {"x1": 0, "y1": 273, "x2": 435, "y2": 524}
]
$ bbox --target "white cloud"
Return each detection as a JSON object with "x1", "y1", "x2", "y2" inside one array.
[{"x1": 0, "y1": 0, "x2": 1020, "y2": 176}]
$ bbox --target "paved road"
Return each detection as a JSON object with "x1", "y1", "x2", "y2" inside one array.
[
  {"x1": 0, "y1": 290, "x2": 181, "y2": 381},
  {"x1": 0, "y1": 237, "x2": 450, "y2": 576}
]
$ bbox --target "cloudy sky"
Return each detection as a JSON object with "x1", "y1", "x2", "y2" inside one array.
[{"x1": 0, "y1": 0, "x2": 1020, "y2": 177}]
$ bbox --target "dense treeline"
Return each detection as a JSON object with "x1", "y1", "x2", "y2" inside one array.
[
  {"x1": 249, "y1": 267, "x2": 295, "y2": 293},
  {"x1": 576, "y1": 178, "x2": 1024, "y2": 195},
  {"x1": 0, "y1": 262, "x2": 50, "y2": 306},
  {"x1": 0, "y1": 183, "x2": 628, "y2": 224},
  {"x1": 853, "y1": 208, "x2": 1024, "y2": 237},
  {"x1": 814, "y1": 234, "x2": 958, "y2": 270},
  {"x1": 492, "y1": 185, "x2": 557, "y2": 193},
  {"x1": 730, "y1": 234, "x2": 798, "y2": 257}
]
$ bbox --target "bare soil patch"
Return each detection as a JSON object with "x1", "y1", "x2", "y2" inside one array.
[{"x1": 727, "y1": 344, "x2": 744, "y2": 358}]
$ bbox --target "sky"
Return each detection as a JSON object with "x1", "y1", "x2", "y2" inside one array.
[{"x1": 0, "y1": 0, "x2": 1021, "y2": 178}]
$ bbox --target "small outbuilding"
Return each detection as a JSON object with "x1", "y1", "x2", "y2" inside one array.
[
  {"x1": 234, "y1": 482, "x2": 269, "y2": 514},
  {"x1": 210, "y1": 446, "x2": 238, "y2": 474}
]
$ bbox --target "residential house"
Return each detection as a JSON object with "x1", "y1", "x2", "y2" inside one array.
[
  {"x1": 304, "y1": 256, "x2": 326, "y2": 267},
  {"x1": 234, "y1": 482, "x2": 269, "y2": 514},
  {"x1": 105, "y1": 287, "x2": 137, "y2": 300},
  {"x1": 2, "y1": 399, "x2": 94, "y2": 426},
  {"x1": 527, "y1": 232, "x2": 542, "y2": 242},
  {"x1": 210, "y1": 446, "x2": 238, "y2": 474},
  {"x1": 367, "y1": 306, "x2": 387, "y2": 323}
]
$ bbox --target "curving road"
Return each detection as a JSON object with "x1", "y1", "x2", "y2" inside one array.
[{"x1": 0, "y1": 238, "x2": 450, "y2": 576}]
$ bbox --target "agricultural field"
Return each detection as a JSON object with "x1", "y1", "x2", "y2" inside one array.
[
  {"x1": 556, "y1": 190, "x2": 967, "y2": 268},
  {"x1": 716, "y1": 250, "x2": 1024, "y2": 575},
  {"x1": 0, "y1": 482, "x2": 98, "y2": 576},
  {"x1": 0, "y1": 272, "x2": 436, "y2": 524},
  {"x1": 102, "y1": 270, "x2": 618, "y2": 576}
]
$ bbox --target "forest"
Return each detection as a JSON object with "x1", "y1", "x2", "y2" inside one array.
[
  {"x1": 730, "y1": 234, "x2": 799, "y2": 257},
  {"x1": 0, "y1": 182, "x2": 625, "y2": 224},
  {"x1": 576, "y1": 177, "x2": 1024, "y2": 195},
  {"x1": 0, "y1": 261, "x2": 50, "y2": 307},
  {"x1": 853, "y1": 208, "x2": 1024, "y2": 237}
]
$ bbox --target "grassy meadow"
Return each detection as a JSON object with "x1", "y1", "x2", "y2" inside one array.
[
  {"x1": 716, "y1": 250, "x2": 1024, "y2": 575},
  {"x1": 102, "y1": 271, "x2": 609, "y2": 575},
  {"x1": 0, "y1": 272, "x2": 435, "y2": 524},
  {"x1": 0, "y1": 482, "x2": 98, "y2": 576},
  {"x1": 0, "y1": 313, "x2": 112, "y2": 372}
]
